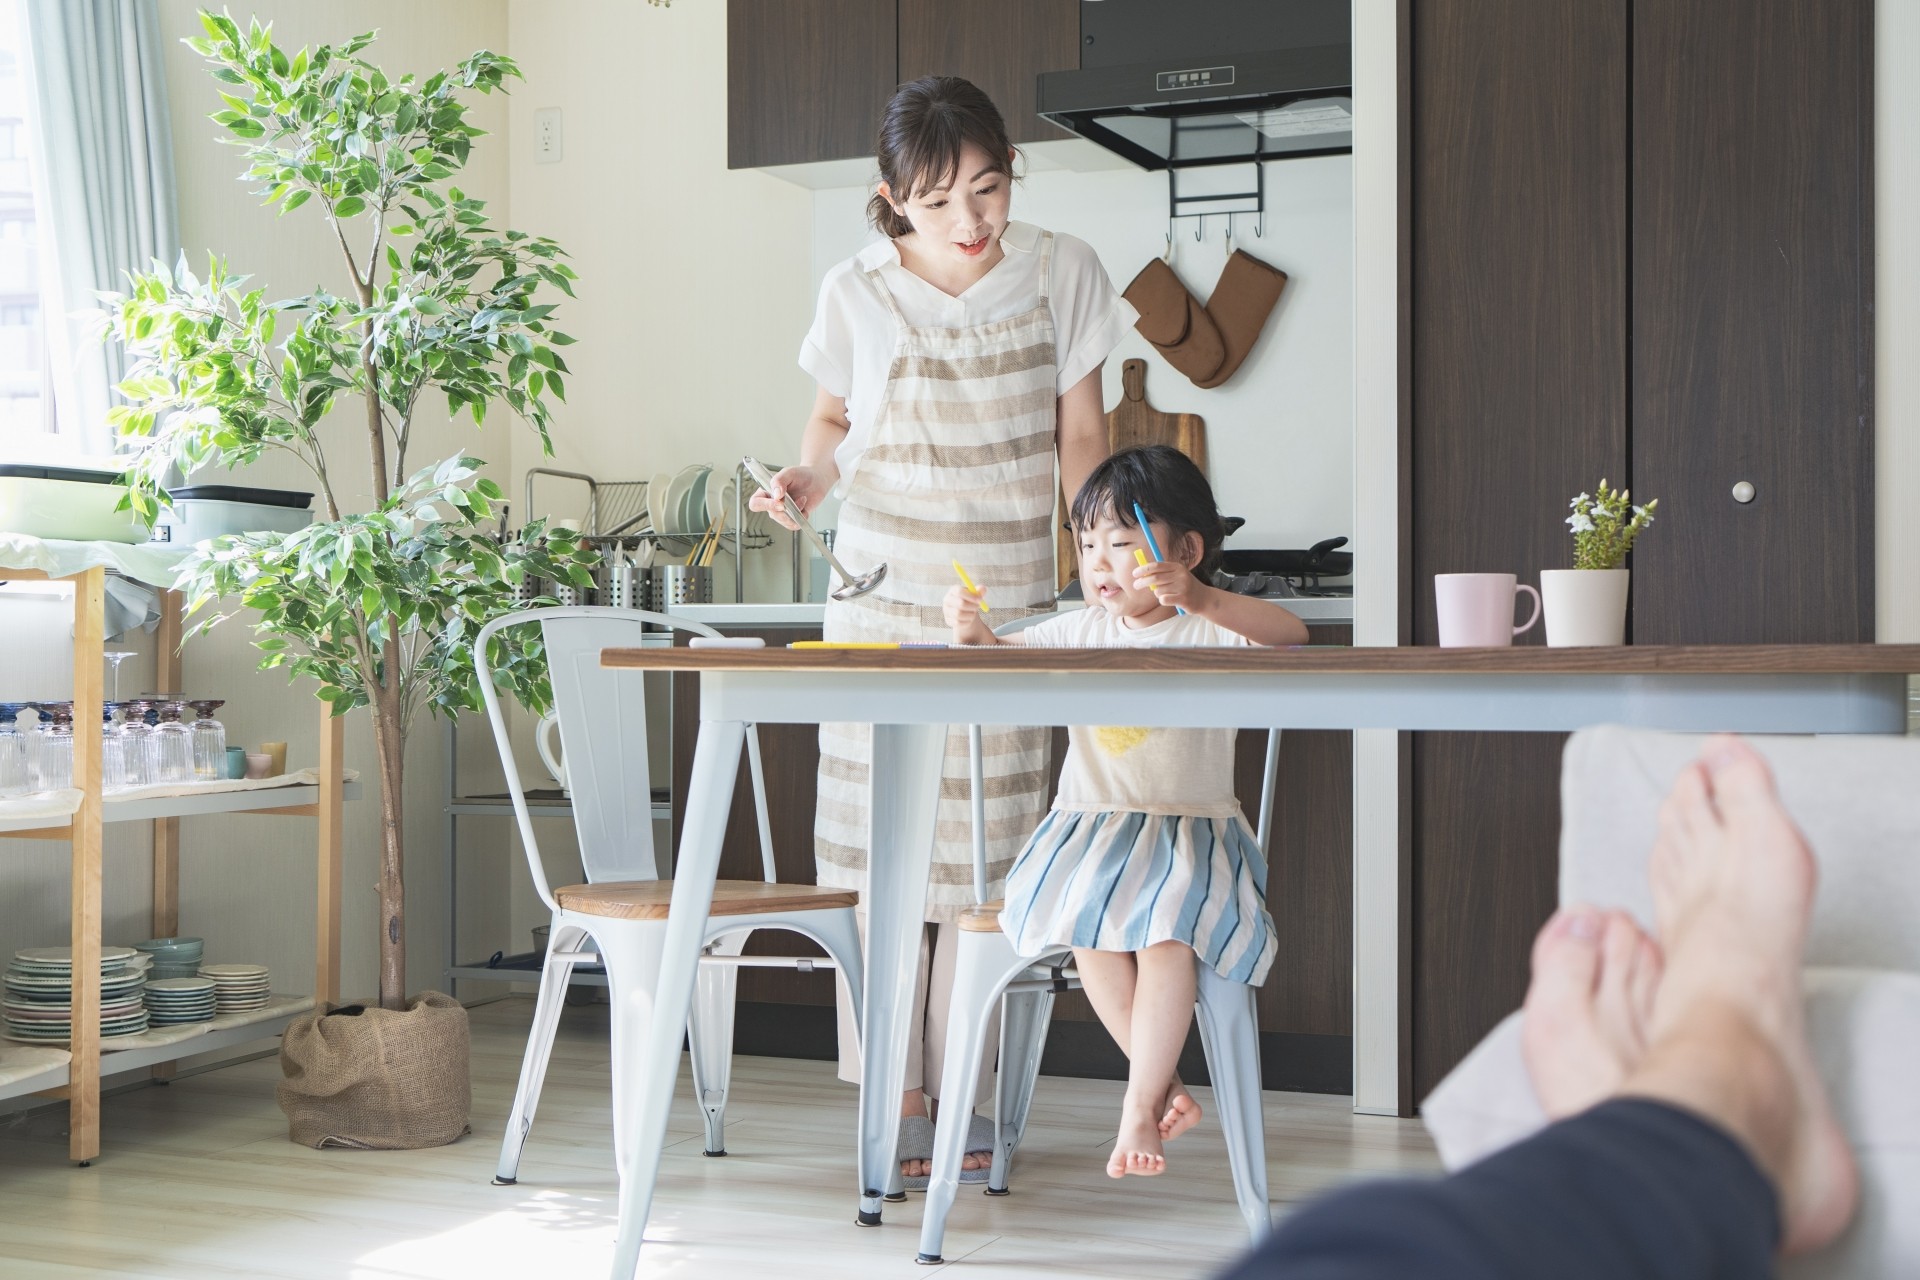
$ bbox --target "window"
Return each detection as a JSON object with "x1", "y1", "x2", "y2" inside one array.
[{"x1": 0, "y1": 0, "x2": 45, "y2": 445}]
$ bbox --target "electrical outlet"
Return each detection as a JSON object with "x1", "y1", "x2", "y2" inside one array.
[{"x1": 534, "y1": 107, "x2": 563, "y2": 163}]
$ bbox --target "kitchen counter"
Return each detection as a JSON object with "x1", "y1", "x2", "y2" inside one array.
[{"x1": 673, "y1": 595, "x2": 1356, "y2": 629}]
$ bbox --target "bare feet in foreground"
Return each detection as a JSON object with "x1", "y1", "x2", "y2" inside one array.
[
  {"x1": 1522, "y1": 735, "x2": 1857, "y2": 1256},
  {"x1": 1108, "y1": 1105, "x2": 1166, "y2": 1178},
  {"x1": 1160, "y1": 1079, "x2": 1203, "y2": 1142},
  {"x1": 1638, "y1": 735, "x2": 1856, "y2": 1254},
  {"x1": 1522, "y1": 907, "x2": 1662, "y2": 1119}
]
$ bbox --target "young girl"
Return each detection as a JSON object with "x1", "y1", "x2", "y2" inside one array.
[
  {"x1": 749, "y1": 76, "x2": 1136, "y2": 1184},
  {"x1": 945, "y1": 445, "x2": 1309, "y2": 1178}
]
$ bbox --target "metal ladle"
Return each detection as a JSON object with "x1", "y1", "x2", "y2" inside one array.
[{"x1": 740, "y1": 456, "x2": 887, "y2": 601}]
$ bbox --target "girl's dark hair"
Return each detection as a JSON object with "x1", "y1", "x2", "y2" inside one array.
[
  {"x1": 1070, "y1": 445, "x2": 1229, "y2": 575},
  {"x1": 868, "y1": 76, "x2": 1017, "y2": 239}
]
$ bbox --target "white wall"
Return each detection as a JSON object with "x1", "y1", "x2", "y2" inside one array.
[
  {"x1": 809, "y1": 155, "x2": 1356, "y2": 552},
  {"x1": 502, "y1": 0, "x2": 814, "y2": 604}
]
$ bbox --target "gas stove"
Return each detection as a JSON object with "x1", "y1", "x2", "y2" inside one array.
[{"x1": 1216, "y1": 537, "x2": 1353, "y2": 598}]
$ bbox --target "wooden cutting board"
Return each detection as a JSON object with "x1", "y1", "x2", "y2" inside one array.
[{"x1": 1057, "y1": 359, "x2": 1209, "y2": 587}]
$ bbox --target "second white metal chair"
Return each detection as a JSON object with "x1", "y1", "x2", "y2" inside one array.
[
  {"x1": 476, "y1": 607, "x2": 864, "y2": 1280},
  {"x1": 916, "y1": 613, "x2": 1278, "y2": 1264}
]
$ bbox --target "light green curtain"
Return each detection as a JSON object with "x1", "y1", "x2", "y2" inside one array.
[{"x1": 23, "y1": 0, "x2": 178, "y2": 454}]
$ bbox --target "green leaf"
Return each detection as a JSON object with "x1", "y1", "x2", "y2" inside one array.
[{"x1": 333, "y1": 194, "x2": 366, "y2": 218}]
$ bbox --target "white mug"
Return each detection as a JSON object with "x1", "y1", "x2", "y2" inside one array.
[{"x1": 535, "y1": 710, "x2": 569, "y2": 795}]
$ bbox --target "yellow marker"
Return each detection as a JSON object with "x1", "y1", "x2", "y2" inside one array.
[
  {"x1": 951, "y1": 559, "x2": 990, "y2": 612},
  {"x1": 1134, "y1": 547, "x2": 1156, "y2": 588},
  {"x1": 789, "y1": 641, "x2": 902, "y2": 649}
]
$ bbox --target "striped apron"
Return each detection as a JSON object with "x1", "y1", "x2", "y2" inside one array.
[{"x1": 815, "y1": 233, "x2": 1061, "y2": 922}]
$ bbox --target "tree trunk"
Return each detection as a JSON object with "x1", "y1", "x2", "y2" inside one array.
[{"x1": 370, "y1": 649, "x2": 408, "y2": 1011}]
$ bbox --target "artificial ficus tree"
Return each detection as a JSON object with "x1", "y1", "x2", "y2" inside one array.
[{"x1": 103, "y1": 12, "x2": 596, "y2": 1010}]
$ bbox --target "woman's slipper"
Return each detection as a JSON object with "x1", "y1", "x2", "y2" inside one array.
[
  {"x1": 959, "y1": 1112, "x2": 998, "y2": 1185},
  {"x1": 897, "y1": 1113, "x2": 936, "y2": 1192}
]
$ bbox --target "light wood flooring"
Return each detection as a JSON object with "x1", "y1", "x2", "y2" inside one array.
[{"x1": 0, "y1": 997, "x2": 1441, "y2": 1279}]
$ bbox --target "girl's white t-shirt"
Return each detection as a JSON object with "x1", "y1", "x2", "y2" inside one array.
[
  {"x1": 799, "y1": 221, "x2": 1137, "y2": 493},
  {"x1": 1010, "y1": 607, "x2": 1253, "y2": 817}
]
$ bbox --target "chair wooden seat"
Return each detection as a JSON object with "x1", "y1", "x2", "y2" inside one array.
[
  {"x1": 958, "y1": 901, "x2": 1004, "y2": 933},
  {"x1": 554, "y1": 879, "x2": 859, "y2": 921}
]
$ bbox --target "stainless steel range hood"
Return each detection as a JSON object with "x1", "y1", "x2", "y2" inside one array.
[{"x1": 1036, "y1": 0, "x2": 1352, "y2": 171}]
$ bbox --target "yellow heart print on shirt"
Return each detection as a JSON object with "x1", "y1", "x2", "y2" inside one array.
[{"x1": 1093, "y1": 726, "x2": 1152, "y2": 756}]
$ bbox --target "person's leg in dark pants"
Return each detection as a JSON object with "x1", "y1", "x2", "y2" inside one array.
[{"x1": 1219, "y1": 1098, "x2": 1776, "y2": 1280}]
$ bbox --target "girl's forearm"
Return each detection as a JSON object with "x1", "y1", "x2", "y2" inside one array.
[{"x1": 1193, "y1": 586, "x2": 1311, "y2": 647}]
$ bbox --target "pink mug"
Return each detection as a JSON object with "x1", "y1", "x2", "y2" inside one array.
[{"x1": 1435, "y1": 573, "x2": 1541, "y2": 647}]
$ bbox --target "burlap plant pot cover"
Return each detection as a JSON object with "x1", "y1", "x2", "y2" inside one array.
[{"x1": 278, "y1": 991, "x2": 472, "y2": 1149}]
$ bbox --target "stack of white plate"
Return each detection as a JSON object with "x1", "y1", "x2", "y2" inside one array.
[
  {"x1": 2, "y1": 946, "x2": 149, "y2": 1042},
  {"x1": 143, "y1": 976, "x2": 217, "y2": 1025},
  {"x1": 197, "y1": 963, "x2": 270, "y2": 1013}
]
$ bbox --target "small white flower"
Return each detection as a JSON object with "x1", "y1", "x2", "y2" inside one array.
[
  {"x1": 1566, "y1": 513, "x2": 1594, "y2": 532},
  {"x1": 1570, "y1": 492, "x2": 1589, "y2": 507}
]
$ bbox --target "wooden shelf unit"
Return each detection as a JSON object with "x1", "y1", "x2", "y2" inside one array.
[{"x1": 0, "y1": 563, "x2": 348, "y2": 1162}]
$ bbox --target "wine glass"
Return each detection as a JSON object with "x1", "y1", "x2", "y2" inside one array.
[{"x1": 104, "y1": 650, "x2": 137, "y2": 703}]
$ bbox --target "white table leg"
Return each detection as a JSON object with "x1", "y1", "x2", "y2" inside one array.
[
  {"x1": 609, "y1": 716, "x2": 744, "y2": 1274},
  {"x1": 855, "y1": 722, "x2": 947, "y2": 1226},
  {"x1": 1352, "y1": 727, "x2": 1403, "y2": 1116}
]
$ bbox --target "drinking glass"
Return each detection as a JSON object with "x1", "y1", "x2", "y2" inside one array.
[
  {"x1": 122, "y1": 699, "x2": 159, "y2": 787},
  {"x1": 188, "y1": 699, "x2": 227, "y2": 782},
  {"x1": 151, "y1": 701, "x2": 195, "y2": 785},
  {"x1": 32, "y1": 701, "x2": 74, "y2": 791},
  {"x1": 0, "y1": 702, "x2": 30, "y2": 797}
]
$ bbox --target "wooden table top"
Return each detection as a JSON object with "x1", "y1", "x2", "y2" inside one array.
[{"x1": 602, "y1": 643, "x2": 1920, "y2": 677}]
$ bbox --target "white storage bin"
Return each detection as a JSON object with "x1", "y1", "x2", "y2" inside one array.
[
  {"x1": 0, "y1": 467, "x2": 145, "y2": 543},
  {"x1": 151, "y1": 498, "x2": 313, "y2": 546}
]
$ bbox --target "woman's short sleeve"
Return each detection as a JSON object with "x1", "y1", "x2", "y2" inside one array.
[
  {"x1": 1049, "y1": 233, "x2": 1139, "y2": 396},
  {"x1": 798, "y1": 260, "x2": 860, "y2": 399}
]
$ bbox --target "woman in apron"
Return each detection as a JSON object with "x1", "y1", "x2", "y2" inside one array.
[{"x1": 751, "y1": 76, "x2": 1135, "y2": 1186}]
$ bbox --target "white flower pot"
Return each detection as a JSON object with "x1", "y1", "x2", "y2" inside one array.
[{"x1": 1541, "y1": 568, "x2": 1629, "y2": 647}]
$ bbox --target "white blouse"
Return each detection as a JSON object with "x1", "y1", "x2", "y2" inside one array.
[{"x1": 799, "y1": 221, "x2": 1137, "y2": 493}]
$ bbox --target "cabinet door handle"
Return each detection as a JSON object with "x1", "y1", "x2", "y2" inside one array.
[{"x1": 1732, "y1": 481, "x2": 1756, "y2": 504}]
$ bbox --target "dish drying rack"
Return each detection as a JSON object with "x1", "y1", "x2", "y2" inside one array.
[{"x1": 519, "y1": 464, "x2": 800, "y2": 604}]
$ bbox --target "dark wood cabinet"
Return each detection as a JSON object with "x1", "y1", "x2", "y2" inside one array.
[
  {"x1": 1629, "y1": 0, "x2": 1874, "y2": 645},
  {"x1": 1402, "y1": 0, "x2": 1872, "y2": 1102},
  {"x1": 726, "y1": 0, "x2": 897, "y2": 169},
  {"x1": 1406, "y1": 0, "x2": 1628, "y2": 1103},
  {"x1": 896, "y1": 0, "x2": 1082, "y2": 145},
  {"x1": 727, "y1": 1, "x2": 1080, "y2": 169}
]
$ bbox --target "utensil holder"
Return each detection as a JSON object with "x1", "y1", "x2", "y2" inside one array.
[
  {"x1": 606, "y1": 564, "x2": 648, "y2": 611},
  {"x1": 664, "y1": 565, "x2": 711, "y2": 608},
  {"x1": 551, "y1": 581, "x2": 587, "y2": 608}
]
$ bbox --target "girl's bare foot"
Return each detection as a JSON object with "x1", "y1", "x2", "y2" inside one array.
[
  {"x1": 1640, "y1": 735, "x2": 1857, "y2": 1255},
  {"x1": 1521, "y1": 907, "x2": 1662, "y2": 1118},
  {"x1": 1160, "y1": 1079, "x2": 1203, "y2": 1141},
  {"x1": 1107, "y1": 1107, "x2": 1167, "y2": 1178}
]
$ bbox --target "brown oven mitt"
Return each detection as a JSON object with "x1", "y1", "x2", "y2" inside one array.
[
  {"x1": 1122, "y1": 258, "x2": 1226, "y2": 385},
  {"x1": 1195, "y1": 249, "x2": 1288, "y2": 389}
]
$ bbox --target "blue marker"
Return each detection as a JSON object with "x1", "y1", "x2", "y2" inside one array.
[{"x1": 1131, "y1": 501, "x2": 1186, "y2": 616}]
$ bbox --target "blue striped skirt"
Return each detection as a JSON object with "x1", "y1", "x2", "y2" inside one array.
[{"x1": 999, "y1": 809, "x2": 1279, "y2": 986}]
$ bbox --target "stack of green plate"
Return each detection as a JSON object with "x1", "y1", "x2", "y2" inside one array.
[
  {"x1": 143, "y1": 976, "x2": 217, "y2": 1025},
  {"x1": 2, "y1": 946, "x2": 149, "y2": 1042}
]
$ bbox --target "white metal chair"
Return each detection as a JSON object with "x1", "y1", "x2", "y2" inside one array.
[
  {"x1": 475, "y1": 606, "x2": 864, "y2": 1280},
  {"x1": 916, "y1": 613, "x2": 1279, "y2": 1264}
]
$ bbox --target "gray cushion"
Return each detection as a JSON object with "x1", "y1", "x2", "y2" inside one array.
[{"x1": 1557, "y1": 726, "x2": 1920, "y2": 970}]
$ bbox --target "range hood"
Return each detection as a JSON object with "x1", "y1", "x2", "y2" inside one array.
[{"x1": 1037, "y1": 0, "x2": 1352, "y2": 171}]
